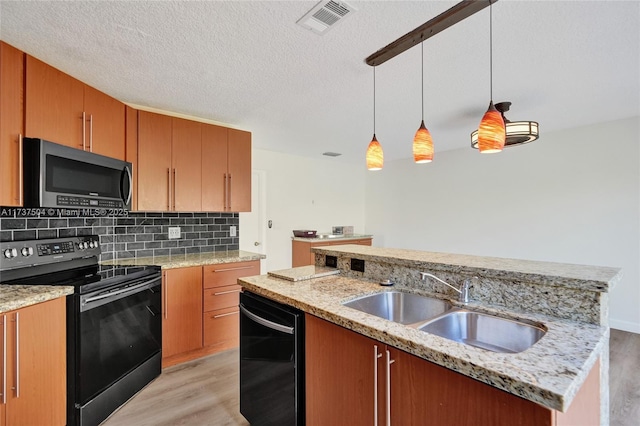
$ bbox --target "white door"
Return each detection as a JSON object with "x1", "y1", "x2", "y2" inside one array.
[{"x1": 239, "y1": 170, "x2": 267, "y2": 273}]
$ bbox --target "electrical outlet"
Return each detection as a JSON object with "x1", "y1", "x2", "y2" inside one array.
[
  {"x1": 230, "y1": 225, "x2": 237, "y2": 237},
  {"x1": 168, "y1": 227, "x2": 181, "y2": 239},
  {"x1": 351, "y1": 258, "x2": 365, "y2": 272}
]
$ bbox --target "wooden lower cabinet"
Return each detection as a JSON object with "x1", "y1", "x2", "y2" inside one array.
[
  {"x1": 306, "y1": 315, "x2": 599, "y2": 426},
  {"x1": 292, "y1": 238, "x2": 372, "y2": 267},
  {"x1": 162, "y1": 267, "x2": 203, "y2": 360},
  {"x1": 0, "y1": 297, "x2": 66, "y2": 426},
  {"x1": 162, "y1": 261, "x2": 259, "y2": 368}
]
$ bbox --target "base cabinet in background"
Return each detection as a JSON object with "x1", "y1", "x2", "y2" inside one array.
[
  {"x1": 0, "y1": 298, "x2": 66, "y2": 426},
  {"x1": 161, "y1": 261, "x2": 260, "y2": 368},
  {"x1": 292, "y1": 238, "x2": 372, "y2": 267},
  {"x1": 305, "y1": 315, "x2": 599, "y2": 426}
]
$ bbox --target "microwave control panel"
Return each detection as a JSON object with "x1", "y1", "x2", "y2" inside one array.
[{"x1": 57, "y1": 195, "x2": 122, "y2": 209}]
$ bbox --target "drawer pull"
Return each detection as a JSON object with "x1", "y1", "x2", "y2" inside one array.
[
  {"x1": 212, "y1": 311, "x2": 239, "y2": 319},
  {"x1": 213, "y1": 289, "x2": 241, "y2": 296},
  {"x1": 210, "y1": 265, "x2": 255, "y2": 273}
]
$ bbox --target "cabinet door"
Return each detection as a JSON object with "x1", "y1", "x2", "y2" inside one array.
[
  {"x1": 162, "y1": 267, "x2": 203, "y2": 359},
  {"x1": 83, "y1": 84, "x2": 125, "y2": 160},
  {"x1": 201, "y1": 124, "x2": 228, "y2": 212},
  {"x1": 125, "y1": 106, "x2": 138, "y2": 210},
  {"x1": 5, "y1": 298, "x2": 66, "y2": 426},
  {"x1": 171, "y1": 117, "x2": 202, "y2": 211},
  {"x1": 0, "y1": 42, "x2": 24, "y2": 207},
  {"x1": 227, "y1": 128, "x2": 251, "y2": 212},
  {"x1": 306, "y1": 315, "x2": 378, "y2": 426},
  {"x1": 137, "y1": 111, "x2": 172, "y2": 211},
  {"x1": 25, "y1": 55, "x2": 84, "y2": 148},
  {"x1": 388, "y1": 347, "x2": 552, "y2": 426}
]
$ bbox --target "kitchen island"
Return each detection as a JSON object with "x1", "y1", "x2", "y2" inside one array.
[{"x1": 239, "y1": 244, "x2": 620, "y2": 425}]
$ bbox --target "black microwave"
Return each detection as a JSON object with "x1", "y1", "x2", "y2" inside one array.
[{"x1": 23, "y1": 138, "x2": 132, "y2": 210}]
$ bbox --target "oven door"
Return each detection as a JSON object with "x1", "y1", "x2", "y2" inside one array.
[{"x1": 74, "y1": 275, "x2": 162, "y2": 405}]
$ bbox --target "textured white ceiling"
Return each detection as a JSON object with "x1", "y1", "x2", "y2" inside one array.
[{"x1": 1, "y1": 1, "x2": 638, "y2": 165}]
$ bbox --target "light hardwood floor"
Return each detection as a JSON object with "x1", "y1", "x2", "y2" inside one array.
[{"x1": 104, "y1": 329, "x2": 640, "y2": 426}]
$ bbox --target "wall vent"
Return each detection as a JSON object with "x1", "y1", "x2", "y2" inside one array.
[{"x1": 296, "y1": 0, "x2": 356, "y2": 35}]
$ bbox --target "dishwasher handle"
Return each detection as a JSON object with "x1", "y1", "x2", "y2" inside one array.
[{"x1": 240, "y1": 304, "x2": 294, "y2": 335}]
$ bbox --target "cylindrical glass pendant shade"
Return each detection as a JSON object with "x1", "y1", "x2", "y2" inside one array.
[
  {"x1": 366, "y1": 134, "x2": 383, "y2": 171},
  {"x1": 413, "y1": 120, "x2": 434, "y2": 163},
  {"x1": 477, "y1": 101, "x2": 506, "y2": 153}
]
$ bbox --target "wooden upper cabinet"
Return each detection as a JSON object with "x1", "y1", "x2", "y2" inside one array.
[
  {"x1": 25, "y1": 54, "x2": 125, "y2": 159},
  {"x1": 201, "y1": 124, "x2": 228, "y2": 212},
  {"x1": 172, "y1": 117, "x2": 202, "y2": 211},
  {"x1": 25, "y1": 55, "x2": 84, "y2": 148},
  {"x1": 0, "y1": 41, "x2": 25, "y2": 207},
  {"x1": 83, "y1": 84, "x2": 125, "y2": 159},
  {"x1": 137, "y1": 111, "x2": 172, "y2": 211},
  {"x1": 227, "y1": 128, "x2": 251, "y2": 212},
  {"x1": 125, "y1": 106, "x2": 139, "y2": 210}
]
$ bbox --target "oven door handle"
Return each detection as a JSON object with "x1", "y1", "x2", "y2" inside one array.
[
  {"x1": 82, "y1": 277, "x2": 161, "y2": 307},
  {"x1": 239, "y1": 304, "x2": 294, "y2": 335}
]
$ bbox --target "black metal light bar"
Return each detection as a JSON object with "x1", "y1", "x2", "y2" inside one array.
[{"x1": 365, "y1": 0, "x2": 498, "y2": 67}]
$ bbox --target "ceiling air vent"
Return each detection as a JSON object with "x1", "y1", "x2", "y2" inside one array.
[{"x1": 296, "y1": 0, "x2": 356, "y2": 35}]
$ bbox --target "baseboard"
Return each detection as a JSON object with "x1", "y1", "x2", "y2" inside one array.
[{"x1": 610, "y1": 318, "x2": 640, "y2": 334}]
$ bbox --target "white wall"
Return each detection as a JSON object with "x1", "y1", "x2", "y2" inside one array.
[
  {"x1": 365, "y1": 117, "x2": 640, "y2": 333},
  {"x1": 247, "y1": 148, "x2": 367, "y2": 272}
]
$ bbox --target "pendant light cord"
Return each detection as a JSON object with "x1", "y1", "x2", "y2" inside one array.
[
  {"x1": 421, "y1": 41, "x2": 424, "y2": 120},
  {"x1": 373, "y1": 66, "x2": 376, "y2": 133},
  {"x1": 489, "y1": 1, "x2": 493, "y2": 102}
]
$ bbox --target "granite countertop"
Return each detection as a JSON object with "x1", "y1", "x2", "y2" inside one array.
[
  {"x1": 267, "y1": 265, "x2": 340, "y2": 281},
  {"x1": 0, "y1": 285, "x2": 73, "y2": 313},
  {"x1": 101, "y1": 250, "x2": 265, "y2": 269},
  {"x1": 292, "y1": 234, "x2": 373, "y2": 242},
  {"x1": 238, "y1": 272, "x2": 606, "y2": 413}
]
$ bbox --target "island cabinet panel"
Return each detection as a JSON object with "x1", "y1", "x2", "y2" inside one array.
[
  {"x1": 25, "y1": 55, "x2": 125, "y2": 159},
  {"x1": 0, "y1": 41, "x2": 24, "y2": 207},
  {"x1": 162, "y1": 267, "x2": 203, "y2": 359},
  {"x1": 554, "y1": 360, "x2": 600, "y2": 426},
  {"x1": 137, "y1": 111, "x2": 173, "y2": 211},
  {"x1": 171, "y1": 117, "x2": 202, "y2": 211},
  {"x1": 306, "y1": 315, "x2": 558, "y2": 426},
  {"x1": 292, "y1": 238, "x2": 372, "y2": 267},
  {"x1": 1, "y1": 297, "x2": 66, "y2": 426}
]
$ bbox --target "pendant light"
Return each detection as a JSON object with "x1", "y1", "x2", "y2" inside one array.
[
  {"x1": 474, "y1": 0, "x2": 505, "y2": 154},
  {"x1": 413, "y1": 41, "x2": 434, "y2": 163},
  {"x1": 471, "y1": 101, "x2": 539, "y2": 148},
  {"x1": 366, "y1": 66, "x2": 383, "y2": 171}
]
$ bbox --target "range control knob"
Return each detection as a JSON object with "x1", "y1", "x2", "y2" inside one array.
[
  {"x1": 83, "y1": 242, "x2": 89, "y2": 249},
  {"x1": 4, "y1": 248, "x2": 17, "y2": 258},
  {"x1": 20, "y1": 247, "x2": 34, "y2": 257},
  {"x1": 89, "y1": 241, "x2": 96, "y2": 249}
]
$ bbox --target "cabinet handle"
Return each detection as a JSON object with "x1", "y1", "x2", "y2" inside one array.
[
  {"x1": 212, "y1": 311, "x2": 239, "y2": 319},
  {"x1": 166, "y1": 168, "x2": 171, "y2": 211},
  {"x1": 374, "y1": 345, "x2": 382, "y2": 426},
  {"x1": 223, "y1": 173, "x2": 228, "y2": 211},
  {"x1": 227, "y1": 173, "x2": 232, "y2": 211},
  {"x1": 2, "y1": 314, "x2": 6, "y2": 404},
  {"x1": 12, "y1": 313, "x2": 19, "y2": 398},
  {"x1": 385, "y1": 349, "x2": 395, "y2": 426},
  {"x1": 172, "y1": 168, "x2": 176, "y2": 210},
  {"x1": 81, "y1": 111, "x2": 86, "y2": 150},
  {"x1": 210, "y1": 265, "x2": 255, "y2": 273},
  {"x1": 18, "y1": 134, "x2": 23, "y2": 205},
  {"x1": 89, "y1": 114, "x2": 94, "y2": 152},
  {"x1": 213, "y1": 289, "x2": 241, "y2": 296},
  {"x1": 163, "y1": 273, "x2": 168, "y2": 319}
]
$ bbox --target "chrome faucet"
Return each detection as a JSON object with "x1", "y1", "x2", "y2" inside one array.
[{"x1": 420, "y1": 272, "x2": 474, "y2": 304}]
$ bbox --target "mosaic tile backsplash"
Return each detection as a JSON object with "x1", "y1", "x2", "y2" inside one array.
[{"x1": 0, "y1": 209, "x2": 239, "y2": 262}]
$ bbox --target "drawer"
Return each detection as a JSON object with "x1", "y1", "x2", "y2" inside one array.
[
  {"x1": 203, "y1": 260, "x2": 260, "y2": 289},
  {"x1": 203, "y1": 306, "x2": 239, "y2": 348},
  {"x1": 203, "y1": 284, "x2": 241, "y2": 312}
]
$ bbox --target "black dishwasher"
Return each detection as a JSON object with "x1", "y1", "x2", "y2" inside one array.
[{"x1": 239, "y1": 291, "x2": 305, "y2": 425}]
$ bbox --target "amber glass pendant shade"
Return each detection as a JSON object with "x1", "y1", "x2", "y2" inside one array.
[
  {"x1": 413, "y1": 120, "x2": 434, "y2": 163},
  {"x1": 477, "y1": 101, "x2": 506, "y2": 153},
  {"x1": 366, "y1": 134, "x2": 384, "y2": 171}
]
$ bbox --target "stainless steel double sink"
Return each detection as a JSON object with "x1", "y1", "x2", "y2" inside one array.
[{"x1": 342, "y1": 291, "x2": 546, "y2": 353}]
